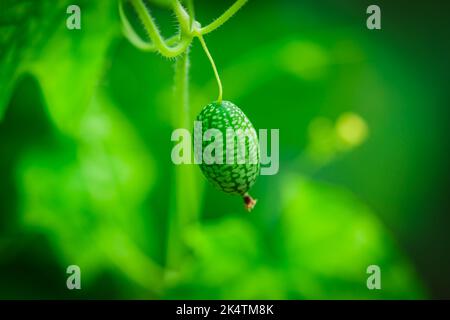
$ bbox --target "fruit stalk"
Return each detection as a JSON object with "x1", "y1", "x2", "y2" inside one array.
[{"x1": 197, "y1": 34, "x2": 223, "y2": 103}]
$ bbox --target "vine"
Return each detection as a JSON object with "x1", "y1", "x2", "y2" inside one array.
[
  {"x1": 119, "y1": 0, "x2": 247, "y2": 97},
  {"x1": 119, "y1": 0, "x2": 249, "y2": 269}
]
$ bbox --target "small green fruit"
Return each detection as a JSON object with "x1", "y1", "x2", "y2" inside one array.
[{"x1": 195, "y1": 100, "x2": 259, "y2": 211}]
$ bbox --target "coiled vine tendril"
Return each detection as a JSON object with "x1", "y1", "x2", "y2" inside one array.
[{"x1": 119, "y1": 0, "x2": 247, "y2": 102}]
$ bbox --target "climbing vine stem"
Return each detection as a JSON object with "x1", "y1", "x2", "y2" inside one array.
[{"x1": 119, "y1": 0, "x2": 248, "y2": 273}]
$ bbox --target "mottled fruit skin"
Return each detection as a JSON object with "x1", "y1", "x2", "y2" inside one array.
[{"x1": 195, "y1": 101, "x2": 260, "y2": 196}]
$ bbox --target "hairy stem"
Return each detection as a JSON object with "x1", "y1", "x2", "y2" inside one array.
[
  {"x1": 120, "y1": 0, "x2": 158, "y2": 51},
  {"x1": 120, "y1": 0, "x2": 185, "y2": 51},
  {"x1": 166, "y1": 51, "x2": 199, "y2": 270},
  {"x1": 172, "y1": 0, "x2": 190, "y2": 34},
  {"x1": 129, "y1": 0, "x2": 191, "y2": 57},
  {"x1": 174, "y1": 51, "x2": 190, "y2": 128}
]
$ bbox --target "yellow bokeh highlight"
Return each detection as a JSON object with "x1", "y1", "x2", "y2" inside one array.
[{"x1": 335, "y1": 112, "x2": 369, "y2": 149}]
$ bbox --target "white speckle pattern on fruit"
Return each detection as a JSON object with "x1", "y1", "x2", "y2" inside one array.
[{"x1": 195, "y1": 101, "x2": 260, "y2": 196}]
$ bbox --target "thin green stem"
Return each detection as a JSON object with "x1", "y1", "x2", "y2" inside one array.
[
  {"x1": 197, "y1": 34, "x2": 223, "y2": 103},
  {"x1": 199, "y1": 0, "x2": 248, "y2": 35}
]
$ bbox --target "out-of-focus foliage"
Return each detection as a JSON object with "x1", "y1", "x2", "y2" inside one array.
[
  {"x1": 168, "y1": 174, "x2": 423, "y2": 299},
  {"x1": 0, "y1": 0, "x2": 62, "y2": 116},
  {"x1": 1, "y1": 0, "x2": 449, "y2": 299}
]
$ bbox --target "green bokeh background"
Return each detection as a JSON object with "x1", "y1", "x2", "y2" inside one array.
[{"x1": 0, "y1": 0, "x2": 449, "y2": 299}]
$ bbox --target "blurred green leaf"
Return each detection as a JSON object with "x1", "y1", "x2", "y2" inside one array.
[
  {"x1": 28, "y1": 1, "x2": 120, "y2": 134},
  {"x1": 0, "y1": 0, "x2": 120, "y2": 132},
  {"x1": 0, "y1": 0, "x2": 66, "y2": 118},
  {"x1": 17, "y1": 91, "x2": 161, "y2": 294}
]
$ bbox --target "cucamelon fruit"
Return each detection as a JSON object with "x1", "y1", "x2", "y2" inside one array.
[{"x1": 195, "y1": 100, "x2": 259, "y2": 211}]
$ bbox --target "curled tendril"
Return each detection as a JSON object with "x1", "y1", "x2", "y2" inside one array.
[
  {"x1": 120, "y1": 0, "x2": 248, "y2": 100},
  {"x1": 120, "y1": 0, "x2": 248, "y2": 58},
  {"x1": 119, "y1": 0, "x2": 191, "y2": 58}
]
